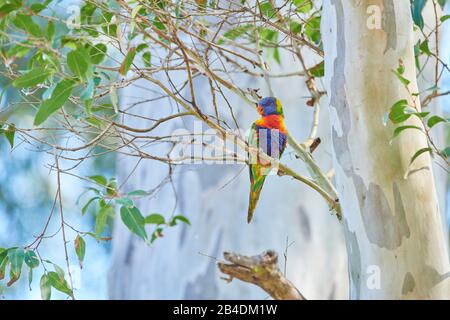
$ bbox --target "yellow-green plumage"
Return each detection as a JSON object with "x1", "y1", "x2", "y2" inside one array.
[
  {"x1": 247, "y1": 162, "x2": 268, "y2": 223},
  {"x1": 247, "y1": 97, "x2": 288, "y2": 223}
]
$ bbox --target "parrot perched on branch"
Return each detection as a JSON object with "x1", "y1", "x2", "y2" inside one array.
[{"x1": 247, "y1": 97, "x2": 288, "y2": 223}]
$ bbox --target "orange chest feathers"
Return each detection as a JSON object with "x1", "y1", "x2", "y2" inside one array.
[{"x1": 255, "y1": 115, "x2": 288, "y2": 134}]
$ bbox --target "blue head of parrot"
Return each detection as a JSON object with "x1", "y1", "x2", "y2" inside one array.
[{"x1": 257, "y1": 97, "x2": 284, "y2": 116}]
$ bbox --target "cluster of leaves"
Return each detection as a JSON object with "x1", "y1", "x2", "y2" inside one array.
[
  {"x1": 0, "y1": 173, "x2": 191, "y2": 299},
  {"x1": 410, "y1": 0, "x2": 447, "y2": 30},
  {"x1": 0, "y1": 247, "x2": 74, "y2": 300},
  {"x1": 219, "y1": 0, "x2": 322, "y2": 72},
  {"x1": 0, "y1": 0, "x2": 157, "y2": 130},
  {"x1": 387, "y1": 63, "x2": 449, "y2": 167},
  {"x1": 387, "y1": 1, "x2": 450, "y2": 169},
  {"x1": 0, "y1": 0, "x2": 193, "y2": 298},
  {"x1": 411, "y1": 0, "x2": 449, "y2": 70},
  {"x1": 82, "y1": 175, "x2": 190, "y2": 244}
]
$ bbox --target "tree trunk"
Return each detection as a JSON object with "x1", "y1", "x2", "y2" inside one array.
[{"x1": 321, "y1": 0, "x2": 449, "y2": 299}]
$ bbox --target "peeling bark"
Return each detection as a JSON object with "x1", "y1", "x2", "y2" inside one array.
[{"x1": 322, "y1": 0, "x2": 450, "y2": 299}]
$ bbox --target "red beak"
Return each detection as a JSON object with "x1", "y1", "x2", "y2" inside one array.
[{"x1": 256, "y1": 105, "x2": 264, "y2": 115}]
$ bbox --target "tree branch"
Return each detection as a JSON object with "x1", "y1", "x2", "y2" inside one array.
[{"x1": 217, "y1": 250, "x2": 306, "y2": 300}]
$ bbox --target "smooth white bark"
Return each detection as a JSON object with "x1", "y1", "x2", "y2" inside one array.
[{"x1": 322, "y1": 0, "x2": 449, "y2": 299}]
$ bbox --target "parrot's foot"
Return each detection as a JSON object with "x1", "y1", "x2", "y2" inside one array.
[{"x1": 277, "y1": 168, "x2": 285, "y2": 176}]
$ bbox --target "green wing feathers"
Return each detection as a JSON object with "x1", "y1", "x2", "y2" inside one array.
[
  {"x1": 247, "y1": 123, "x2": 266, "y2": 223},
  {"x1": 247, "y1": 164, "x2": 266, "y2": 223}
]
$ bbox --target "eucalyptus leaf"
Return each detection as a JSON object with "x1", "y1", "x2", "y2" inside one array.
[
  {"x1": 34, "y1": 79, "x2": 76, "y2": 126},
  {"x1": 12, "y1": 68, "x2": 52, "y2": 88},
  {"x1": 74, "y1": 235, "x2": 86, "y2": 268},
  {"x1": 24, "y1": 250, "x2": 39, "y2": 269},
  {"x1": 120, "y1": 206, "x2": 147, "y2": 240},
  {"x1": 144, "y1": 214, "x2": 165, "y2": 225},
  {"x1": 40, "y1": 274, "x2": 52, "y2": 300},
  {"x1": 119, "y1": 47, "x2": 137, "y2": 75},
  {"x1": 67, "y1": 48, "x2": 91, "y2": 79}
]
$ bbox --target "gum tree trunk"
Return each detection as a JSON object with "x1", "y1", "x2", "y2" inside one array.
[{"x1": 322, "y1": 0, "x2": 449, "y2": 299}]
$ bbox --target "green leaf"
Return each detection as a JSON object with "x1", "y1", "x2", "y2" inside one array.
[
  {"x1": 89, "y1": 44, "x2": 107, "y2": 64},
  {"x1": 110, "y1": 86, "x2": 119, "y2": 113},
  {"x1": 81, "y1": 196, "x2": 99, "y2": 215},
  {"x1": 101, "y1": 11, "x2": 117, "y2": 37},
  {"x1": 293, "y1": 0, "x2": 313, "y2": 13},
  {"x1": 392, "y1": 125, "x2": 422, "y2": 139},
  {"x1": 12, "y1": 68, "x2": 52, "y2": 88},
  {"x1": 259, "y1": 1, "x2": 276, "y2": 18},
  {"x1": 169, "y1": 215, "x2": 191, "y2": 226},
  {"x1": 419, "y1": 40, "x2": 432, "y2": 56},
  {"x1": 4, "y1": 124, "x2": 15, "y2": 148},
  {"x1": 220, "y1": 24, "x2": 253, "y2": 42},
  {"x1": 34, "y1": 79, "x2": 75, "y2": 126},
  {"x1": 142, "y1": 52, "x2": 151, "y2": 67},
  {"x1": 273, "y1": 47, "x2": 280, "y2": 64},
  {"x1": 289, "y1": 20, "x2": 302, "y2": 34},
  {"x1": 115, "y1": 198, "x2": 134, "y2": 207},
  {"x1": 411, "y1": 0, "x2": 426, "y2": 29},
  {"x1": 119, "y1": 47, "x2": 137, "y2": 75},
  {"x1": 144, "y1": 214, "x2": 165, "y2": 225},
  {"x1": 46, "y1": 20, "x2": 55, "y2": 41},
  {"x1": 0, "y1": 248, "x2": 8, "y2": 266},
  {"x1": 8, "y1": 248, "x2": 24, "y2": 278},
  {"x1": 40, "y1": 274, "x2": 52, "y2": 300},
  {"x1": 106, "y1": 180, "x2": 118, "y2": 196},
  {"x1": 308, "y1": 61, "x2": 324, "y2": 78},
  {"x1": 67, "y1": 48, "x2": 91, "y2": 79},
  {"x1": 441, "y1": 147, "x2": 450, "y2": 158},
  {"x1": 441, "y1": 15, "x2": 450, "y2": 23},
  {"x1": 80, "y1": 79, "x2": 95, "y2": 101},
  {"x1": 95, "y1": 204, "x2": 113, "y2": 235},
  {"x1": 24, "y1": 250, "x2": 39, "y2": 269},
  {"x1": 427, "y1": 115, "x2": 447, "y2": 128},
  {"x1": 30, "y1": 0, "x2": 52, "y2": 13},
  {"x1": 130, "y1": 4, "x2": 143, "y2": 34},
  {"x1": 13, "y1": 14, "x2": 41, "y2": 37},
  {"x1": 389, "y1": 99, "x2": 411, "y2": 123},
  {"x1": 259, "y1": 28, "x2": 278, "y2": 44},
  {"x1": 47, "y1": 271, "x2": 73, "y2": 298},
  {"x1": 88, "y1": 175, "x2": 107, "y2": 186},
  {"x1": 74, "y1": 235, "x2": 86, "y2": 268},
  {"x1": 304, "y1": 16, "x2": 321, "y2": 44},
  {"x1": 7, "y1": 45, "x2": 30, "y2": 59},
  {"x1": 150, "y1": 227, "x2": 164, "y2": 243},
  {"x1": 136, "y1": 44, "x2": 149, "y2": 52},
  {"x1": 127, "y1": 190, "x2": 150, "y2": 197},
  {"x1": 28, "y1": 267, "x2": 33, "y2": 290},
  {"x1": 392, "y1": 69, "x2": 410, "y2": 86},
  {"x1": 410, "y1": 147, "x2": 432, "y2": 165},
  {"x1": 53, "y1": 264, "x2": 65, "y2": 279},
  {"x1": 0, "y1": 256, "x2": 8, "y2": 281},
  {"x1": 120, "y1": 206, "x2": 147, "y2": 240},
  {"x1": 0, "y1": 1, "x2": 21, "y2": 14}
]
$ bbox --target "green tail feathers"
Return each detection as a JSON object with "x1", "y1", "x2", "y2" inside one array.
[{"x1": 247, "y1": 175, "x2": 266, "y2": 223}]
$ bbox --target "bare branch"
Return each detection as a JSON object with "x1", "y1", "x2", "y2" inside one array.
[{"x1": 217, "y1": 250, "x2": 306, "y2": 300}]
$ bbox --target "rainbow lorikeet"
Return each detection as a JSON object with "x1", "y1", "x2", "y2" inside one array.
[{"x1": 247, "y1": 97, "x2": 288, "y2": 223}]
